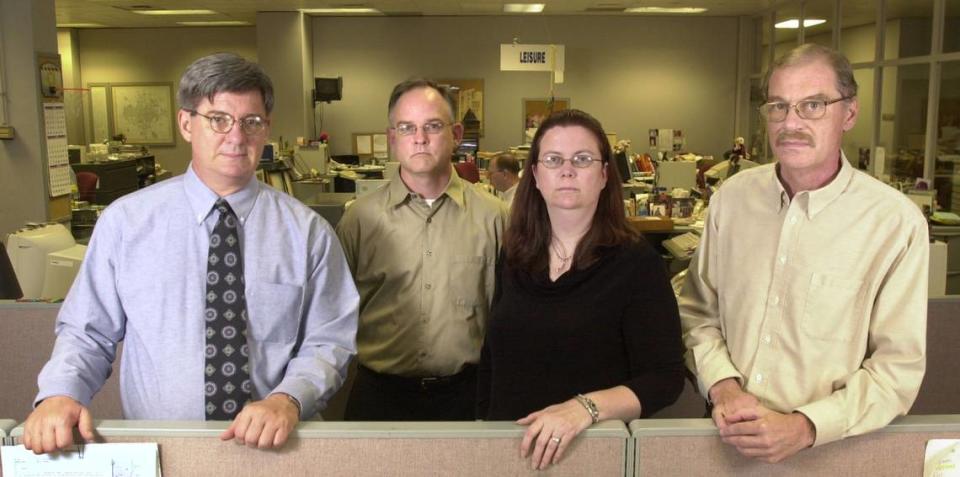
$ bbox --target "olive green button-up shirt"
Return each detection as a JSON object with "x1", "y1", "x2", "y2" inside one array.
[{"x1": 336, "y1": 167, "x2": 508, "y2": 377}]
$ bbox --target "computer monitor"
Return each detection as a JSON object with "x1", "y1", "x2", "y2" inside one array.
[
  {"x1": 332, "y1": 154, "x2": 360, "y2": 166},
  {"x1": 613, "y1": 151, "x2": 632, "y2": 183},
  {"x1": 315, "y1": 77, "x2": 343, "y2": 102},
  {"x1": 355, "y1": 179, "x2": 390, "y2": 198},
  {"x1": 657, "y1": 161, "x2": 698, "y2": 191},
  {"x1": 6, "y1": 224, "x2": 76, "y2": 299},
  {"x1": 41, "y1": 244, "x2": 87, "y2": 300}
]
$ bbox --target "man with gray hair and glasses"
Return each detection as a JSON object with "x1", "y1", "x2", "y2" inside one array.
[
  {"x1": 336, "y1": 78, "x2": 507, "y2": 420},
  {"x1": 680, "y1": 43, "x2": 928, "y2": 462},
  {"x1": 24, "y1": 52, "x2": 358, "y2": 453}
]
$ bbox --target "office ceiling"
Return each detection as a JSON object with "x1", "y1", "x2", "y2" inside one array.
[{"x1": 54, "y1": 0, "x2": 935, "y2": 28}]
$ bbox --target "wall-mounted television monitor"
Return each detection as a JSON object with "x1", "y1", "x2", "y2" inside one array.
[{"x1": 315, "y1": 77, "x2": 343, "y2": 102}]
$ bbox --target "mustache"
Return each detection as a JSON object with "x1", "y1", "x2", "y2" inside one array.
[{"x1": 776, "y1": 131, "x2": 814, "y2": 146}]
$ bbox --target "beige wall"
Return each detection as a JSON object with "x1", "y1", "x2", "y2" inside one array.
[
  {"x1": 75, "y1": 27, "x2": 257, "y2": 175},
  {"x1": 312, "y1": 16, "x2": 740, "y2": 158}
]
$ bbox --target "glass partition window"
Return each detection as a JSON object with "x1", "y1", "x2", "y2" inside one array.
[
  {"x1": 888, "y1": 64, "x2": 930, "y2": 182},
  {"x1": 843, "y1": 68, "x2": 877, "y2": 169},
  {"x1": 886, "y1": 0, "x2": 934, "y2": 60},
  {"x1": 936, "y1": 61, "x2": 960, "y2": 213},
  {"x1": 840, "y1": 0, "x2": 880, "y2": 63},
  {"x1": 946, "y1": 0, "x2": 960, "y2": 53},
  {"x1": 803, "y1": 0, "x2": 836, "y2": 48}
]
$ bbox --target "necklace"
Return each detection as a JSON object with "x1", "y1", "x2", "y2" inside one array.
[{"x1": 551, "y1": 239, "x2": 572, "y2": 274}]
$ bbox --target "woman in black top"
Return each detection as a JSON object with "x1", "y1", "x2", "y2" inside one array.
[{"x1": 477, "y1": 109, "x2": 685, "y2": 470}]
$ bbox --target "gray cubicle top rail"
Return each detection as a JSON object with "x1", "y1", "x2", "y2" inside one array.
[
  {"x1": 629, "y1": 415, "x2": 960, "y2": 476},
  {"x1": 8, "y1": 420, "x2": 631, "y2": 477}
]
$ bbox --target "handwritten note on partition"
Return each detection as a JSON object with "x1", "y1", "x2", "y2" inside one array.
[
  {"x1": 0, "y1": 443, "x2": 159, "y2": 477},
  {"x1": 925, "y1": 439, "x2": 960, "y2": 477}
]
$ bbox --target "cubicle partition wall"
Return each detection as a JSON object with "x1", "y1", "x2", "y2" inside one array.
[
  {"x1": 0, "y1": 303, "x2": 123, "y2": 422},
  {"x1": 0, "y1": 419, "x2": 14, "y2": 477},
  {"x1": 630, "y1": 416, "x2": 960, "y2": 476},
  {"x1": 8, "y1": 421, "x2": 630, "y2": 476},
  {"x1": 912, "y1": 297, "x2": 960, "y2": 414}
]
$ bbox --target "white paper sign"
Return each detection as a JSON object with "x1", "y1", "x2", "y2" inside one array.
[
  {"x1": 500, "y1": 44, "x2": 565, "y2": 73},
  {"x1": 925, "y1": 439, "x2": 960, "y2": 477},
  {"x1": 1, "y1": 443, "x2": 160, "y2": 477}
]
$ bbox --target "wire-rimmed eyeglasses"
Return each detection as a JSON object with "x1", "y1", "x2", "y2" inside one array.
[
  {"x1": 390, "y1": 121, "x2": 450, "y2": 136},
  {"x1": 759, "y1": 96, "x2": 853, "y2": 122},
  {"x1": 538, "y1": 153, "x2": 600, "y2": 169},
  {"x1": 185, "y1": 109, "x2": 269, "y2": 136}
]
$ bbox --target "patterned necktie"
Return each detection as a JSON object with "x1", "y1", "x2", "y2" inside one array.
[{"x1": 204, "y1": 199, "x2": 252, "y2": 420}]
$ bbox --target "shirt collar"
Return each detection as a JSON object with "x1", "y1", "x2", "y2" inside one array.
[
  {"x1": 184, "y1": 163, "x2": 261, "y2": 225},
  {"x1": 772, "y1": 150, "x2": 854, "y2": 219},
  {"x1": 386, "y1": 163, "x2": 466, "y2": 209}
]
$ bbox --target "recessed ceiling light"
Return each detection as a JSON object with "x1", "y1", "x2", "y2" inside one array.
[
  {"x1": 503, "y1": 4, "x2": 545, "y2": 13},
  {"x1": 177, "y1": 21, "x2": 251, "y2": 26},
  {"x1": 133, "y1": 9, "x2": 218, "y2": 15},
  {"x1": 624, "y1": 7, "x2": 708, "y2": 14},
  {"x1": 299, "y1": 8, "x2": 381, "y2": 14},
  {"x1": 775, "y1": 18, "x2": 827, "y2": 29},
  {"x1": 57, "y1": 23, "x2": 106, "y2": 28}
]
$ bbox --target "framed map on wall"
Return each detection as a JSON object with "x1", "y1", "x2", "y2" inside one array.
[{"x1": 110, "y1": 83, "x2": 176, "y2": 145}]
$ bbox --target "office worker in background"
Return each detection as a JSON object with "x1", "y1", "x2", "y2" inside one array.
[
  {"x1": 680, "y1": 43, "x2": 928, "y2": 463},
  {"x1": 478, "y1": 109, "x2": 685, "y2": 470},
  {"x1": 336, "y1": 79, "x2": 508, "y2": 420},
  {"x1": 487, "y1": 152, "x2": 521, "y2": 206},
  {"x1": 24, "y1": 53, "x2": 359, "y2": 454}
]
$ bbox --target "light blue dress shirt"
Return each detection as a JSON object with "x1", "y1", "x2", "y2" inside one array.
[{"x1": 36, "y1": 165, "x2": 359, "y2": 420}]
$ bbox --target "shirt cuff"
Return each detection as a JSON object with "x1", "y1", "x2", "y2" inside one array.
[
  {"x1": 794, "y1": 399, "x2": 845, "y2": 447},
  {"x1": 35, "y1": 385, "x2": 95, "y2": 409},
  {"x1": 270, "y1": 379, "x2": 320, "y2": 420},
  {"x1": 694, "y1": 358, "x2": 744, "y2": 401}
]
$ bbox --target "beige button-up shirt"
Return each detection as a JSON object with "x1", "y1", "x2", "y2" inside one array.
[
  {"x1": 680, "y1": 155, "x2": 928, "y2": 446},
  {"x1": 336, "y1": 166, "x2": 508, "y2": 377}
]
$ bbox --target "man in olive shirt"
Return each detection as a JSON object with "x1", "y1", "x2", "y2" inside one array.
[{"x1": 336, "y1": 79, "x2": 508, "y2": 420}]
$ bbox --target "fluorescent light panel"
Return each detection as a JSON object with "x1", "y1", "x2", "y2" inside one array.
[
  {"x1": 503, "y1": 4, "x2": 545, "y2": 13},
  {"x1": 775, "y1": 18, "x2": 827, "y2": 29},
  {"x1": 299, "y1": 8, "x2": 381, "y2": 14},
  {"x1": 624, "y1": 7, "x2": 707, "y2": 14},
  {"x1": 133, "y1": 9, "x2": 218, "y2": 15},
  {"x1": 177, "y1": 21, "x2": 251, "y2": 26},
  {"x1": 57, "y1": 23, "x2": 105, "y2": 28}
]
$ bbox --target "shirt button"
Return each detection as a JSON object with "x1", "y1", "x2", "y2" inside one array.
[
  {"x1": 426, "y1": 218, "x2": 432, "y2": 223},
  {"x1": 425, "y1": 283, "x2": 432, "y2": 290},
  {"x1": 755, "y1": 373, "x2": 764, "y2": 383},
  {"x1": 790, "y1": 216, "x2": 798, "y2": 225},
  {"x1": 762, "y1": 334, "x2": 772, "y2": 344},
  {"x1": 425, "y1": 250, "x2": 432, "y2": 257},
  {"x1": 771, "y1": 296, "x2": 780, "y2": 306},
  {"x1": 778, "y1": 255, "x2": 787, "y2": 265}
]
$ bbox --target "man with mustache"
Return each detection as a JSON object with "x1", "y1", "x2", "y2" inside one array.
[
  {"x1": 679, "y1": 44, "x2": 928, "y2": 462},
  {"x1": 336, "y1": 79, "x2": 508, "y2": 420}
]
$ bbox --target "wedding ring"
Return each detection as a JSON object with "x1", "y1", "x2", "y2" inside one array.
[{"x1": 550, "y1": 436, "x2": 562, "y2": 445}]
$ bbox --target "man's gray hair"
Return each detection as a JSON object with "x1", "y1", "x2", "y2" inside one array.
[
  {"x1": 178, "y1": 52, "x2": 274, "y2": 114},
  {"x1": 762, "y1": 43, "x2": 858, "y2": 101},
  {"x1": 387, "y1": 78, "x2": 457, "y2": 123}
]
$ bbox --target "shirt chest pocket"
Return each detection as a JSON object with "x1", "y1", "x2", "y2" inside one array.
[
  {"x1": 450, "y1": 255, "x2": 492, "y2": 311},
  {"x1": 801, "y1": 273, "x2": 867, "y2": 342},
  {"x1": 245, "y1": 281, "x2": 303, "y2": 343}
]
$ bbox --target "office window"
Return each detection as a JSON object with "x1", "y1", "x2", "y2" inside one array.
[
  {"x1": 888, "y1": 64, "x2": 930, "y2": 182},
  {"x1": 936, "y1": 61, "x2": 960, "y2": 213},
  {"x1": 842, "y1": 68, "x2": 876, "y2": 168},
  {"x1": 886, "y1": 0, "x2": 934, "y2": 60},
  {"x1": 946, "y1": 0, "x2": 960, "y2": 53},
  {"x1": 840, "y1": 0, "x2": 880, "y2": 63},
  {"x1": 774, "y1": 4, "x2": 802, "y2": 57},
  {"x1": 803, "y1": 0, "x2": 836, "y2": 48}
]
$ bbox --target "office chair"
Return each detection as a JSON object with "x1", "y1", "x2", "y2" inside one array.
[
  {"x1": 0, "y1": 241, "x2": 23, "y2": 299},
  {"x1": 76, "y1": 171, "x2": 99, "y2": 203},
  {"x1": 454, "y1": 161, "x2": 480, "y2": 184}
]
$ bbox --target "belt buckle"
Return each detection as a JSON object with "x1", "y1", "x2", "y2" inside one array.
[{"x1": 419, "y1": 377, "x2": 439, "y2": 391}]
